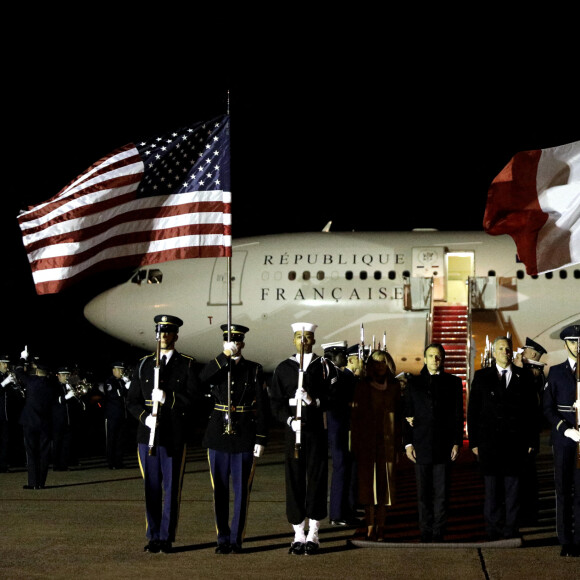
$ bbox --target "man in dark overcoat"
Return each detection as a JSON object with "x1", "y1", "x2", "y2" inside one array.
[
  {"x1": 403, "y1": 342, "x2": 464, "y2": 542},
  {"x1": 468, "y1": 335, "x2": 537, "y2": 540}
]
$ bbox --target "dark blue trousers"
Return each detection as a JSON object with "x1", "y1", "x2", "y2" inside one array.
[
  {"x1": 483, "y1": 474, "x2": 520, "y2": 539},
  {"x1": 138, "y1": 443, "x2": 186, "y2": 543},
  {"x1": 208, "y1": 448, "x2": 255, "y2": 547},
  {"x1": 552, "y1": 443, "x2": 580, "y2": 545},
  {"x1": 327, "y1": 409, "x2": 354, "y2": 521}
]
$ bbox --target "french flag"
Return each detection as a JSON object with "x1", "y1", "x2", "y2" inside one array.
[{"x1": 484, "y1": 140, "x2": 579, "y2": 275}]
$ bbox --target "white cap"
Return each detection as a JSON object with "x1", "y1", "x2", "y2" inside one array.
[
  {"x1": 321, "y1": 341, "x2": 347, "y2": 351},
  {"x1": 291, "y1": 322, "x2": 318, "y2": 333}
]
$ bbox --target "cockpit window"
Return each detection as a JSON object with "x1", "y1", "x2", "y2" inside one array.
[{"x1": 131, "y1": 268, "x2": 163, "y2": 285}]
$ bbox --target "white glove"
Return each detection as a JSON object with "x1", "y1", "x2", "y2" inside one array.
[
  {"x1": 20, "y1": 346, "x2": 29, "y2": 361},
  {"x1": 151, "y1": 388, "x2": 166, "y2": 404},
  {"x1": 223, "y1": 341, "x2": 238, "y2": 356},
  {"x1": 295, "y1": 386, "x2": 312, "y2": 406},
  {"x1": 573, "y1": 399, "x2": 580, "y2": 410},
  {"x1": 1, "y1": 375, "x2": 15, "y2": 387},
  {"x1": 121, "y1": 375, "x2": 130, "y2": 384},
  {"x1": 564, "y1": 428, "x2": 580, "y2": 443},
  {"x1": 124, "y1": 381, "x2": 131, "y2": 390},
  {"x1": 145, "y1": 414, "x2": 156, "y2": 430},
  {"x1": 65, "y1": 390, "x2": 75, "y2": 400},
  {"x1": 253, "y1": 444, "x2": 264, "y2": 458},
  {"x1": 290, "y1": 419, "x2": 301, "y2": 432}
]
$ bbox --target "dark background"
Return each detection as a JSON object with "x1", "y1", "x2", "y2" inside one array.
[{"x1": 2, "y1": 14, "x2": 578, "y2": 380}]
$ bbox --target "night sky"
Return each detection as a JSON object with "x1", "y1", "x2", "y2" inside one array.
[{"x1": 3, "y1": 15, "x2": 577, "y2": 378}]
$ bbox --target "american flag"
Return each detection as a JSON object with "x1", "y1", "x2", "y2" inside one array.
[{"x1": 18, "y1": 115, "x2": 231, "y2": 295}]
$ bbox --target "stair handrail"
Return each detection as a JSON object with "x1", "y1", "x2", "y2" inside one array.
[{"x1": 425, "y1": 277, "x2": 434, "y2": 347}]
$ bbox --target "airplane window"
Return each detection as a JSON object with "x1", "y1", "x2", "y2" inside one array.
[
  {"x1": 346, "y1": 271, "x2": 353, "y2": 280},
  {"x1": 488, "y1": 270, "x2": 496, "y2": 276},
  {"x1": 288, "y1": 271, "x2": 296, "y2": 281},
  {"x1": 388, "y1": 271, "x2": 396, "y2": 280},
  {"x1": 531, "y1": 275, "x2": 539, "y2": 280},
  {"x1": 517, "y1": 270, "x2": 525, "y2": 279},
  {"x1": 545, "y1": 272, "x2": 553, "y2": 280},
  {"x1": 374, "y1": 271, "x2": 382, "y2": 280},
  {"x1": 402, "y1": 270, "x2": 410, "y2": 278},
  {"x1": 316, "y1": 271, "x2": 325, "y2": 280},
  {"x1": 574, "y1": 269, "x2": 580, "y2": 279},
  {"x1": 360, "y1": 271, "x2": 368, "y2": 280},
  {"x1": 147, "y1": 269, "x2": 163, "y2": 284},
  {"x1": 302, "y1": 271, "x2": 311, "y2": 281},
  {"x1": 559, "y1": 270, "x2": 567, "y2": 279}
]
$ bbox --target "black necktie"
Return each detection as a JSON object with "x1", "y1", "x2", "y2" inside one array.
[
  {"x1": 499, "y1": 369, "x2": 507, "y2": 389},
  {"x1": 161, "y1": 355, "x2": 167, "y2": 368}
]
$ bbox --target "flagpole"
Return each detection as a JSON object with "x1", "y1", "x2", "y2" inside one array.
[{"x1": 224, "y1": 90, "x2": 234, "y2": 435}]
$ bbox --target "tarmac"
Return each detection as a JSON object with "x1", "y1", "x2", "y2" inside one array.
[{"x1": 1, "y1": 429, "x2": 579, "y2": 579}]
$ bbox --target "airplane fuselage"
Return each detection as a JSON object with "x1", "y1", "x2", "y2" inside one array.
[{"x1": 84, "y1": 230, "x2": 580, "y2": 377}]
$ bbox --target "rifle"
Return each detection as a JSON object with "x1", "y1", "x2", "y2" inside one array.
[
  {"x1": 294, "y1": 327, "x2": 306, "y2": 459},
  {"x1": 148, "y1": 325, "x2": 162, "y2": 456},
  {"x1": 575, "y1": 339, "x2": 580, "y2": 468}
]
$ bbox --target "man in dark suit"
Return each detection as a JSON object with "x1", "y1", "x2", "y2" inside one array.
[
  {"x1": 198, "y1": 323, "x2": 269, "y2": 554},
  {"x1": 403, "y1": 343, "x2": 464, "y2": 542},
  {"x1": 127, "y1": 314, "x2": 199, "y2": 554},
  {"x1": 543, "y1": 324, "x2": 580, "y2": 557},
  {"x1": 468, "y1": 336, "x2": 538, "y2": 541}
]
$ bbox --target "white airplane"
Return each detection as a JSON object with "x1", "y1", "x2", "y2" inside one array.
[{"x1": 84, "y1": 228, "x2": 579, "y2": 380}]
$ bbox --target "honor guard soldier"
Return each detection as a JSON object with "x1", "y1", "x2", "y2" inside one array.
[
  {"x1": 126, "y1": 314, "x2": 199, "y2": 554},
  {"x1": 0, "y1": 354, "x2": 24, "y2": 472},
  {"x1": 198, "y1": 323, "x2": 269, "y2": 554},
  {"x1": 322, "y1": 341, "x2": 358, "y2": 526},
  {"x1": 99, "y1": 362, "x2": 131, "y2": 469},
  {"x1": 514, "y1": 337, "x2": 547, "y2": 525},
  {"x1": 270, "y1": 322, "x2": 335, "y2": 555},
  {"x1": 543, "y1": 324, "x2": 580, "y2": 557},
  {"x1": 15, "y1": 349, "x2": 59, "y2": 490}
]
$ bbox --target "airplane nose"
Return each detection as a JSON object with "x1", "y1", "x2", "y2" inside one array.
[{"x1": 83, "y1": 290, "x2": 110, "y2": 333}]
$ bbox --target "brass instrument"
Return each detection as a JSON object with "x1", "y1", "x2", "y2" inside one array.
[{"x1": 67, "y1": 379, "x2": 92, "y2": 410}]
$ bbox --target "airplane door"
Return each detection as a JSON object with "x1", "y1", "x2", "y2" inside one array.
[
  {"x1": 208, "y1": 252, "x2": 247, "y2": 305},
  {"x1": 445, "y1": 252, "x2": 474, "y2": 305},
  {"x1": 412, "y1": 247, "x2": 446, "y2": 302}
]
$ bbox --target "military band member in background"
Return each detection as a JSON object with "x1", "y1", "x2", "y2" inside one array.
[
  {"x1": 0, "y1": 354, "x2": 24, "y2": 472},
  {"x1": 513, "y1": 337, "x2": 547, "y2": 525},
  {"x1": 52, "y1": 367, "x2": 78, "y2": 471},
  {"x1": 270, "y1": 322, "x2": 334, "y2": 555},
  {"x1": 99, "y1": 362, "x2": 132, "y2": 470},
  {"x1": 543, "y1": 324, "x2": 580, "y2": 557},
  {"x1": 127, "y1": 315, "x2": 198, "y2": 554},
  {"x1": 198, "y1": 323, "x2": 269, "y2": 554},
  {"x1": 15, "y1": 348, "x2": 58, "y2": 490},
  {"x1": 402, "y1": 343, "x2": 464, "y2": 543},
  {"x1": 322, "y1": 341, "x2": 358, "y2": 527},
  {"x1": 468, "y1": 336, "x2": 538, "y2": 541}
]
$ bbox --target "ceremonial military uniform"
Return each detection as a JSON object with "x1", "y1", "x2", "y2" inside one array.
[
  {"x1": 16, "y1": 358, "x2": 58, "y2": 489},
  {"x1": 99, "y1": 362, "x2": 131, "y2": 469},
  {"x1": 198, "y1": 324, "x2": 269, "y2": 553},
  {"x1": 322, "y1": 341, "x2": 358, "y2": 526},
  {"x1": 270, "y1": 322, "x2": 335, "y2": 555},
  {"x1": 543, "y1": 324, "x2": 580, "y2": 556},
  {"x1": 0, "y1": 355, "x2": 24, "y2": 472},
  {"x1": 126, "y1": 314, "x2": 199, "y2": 554}
]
